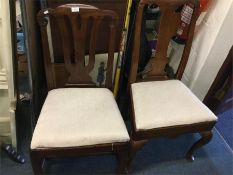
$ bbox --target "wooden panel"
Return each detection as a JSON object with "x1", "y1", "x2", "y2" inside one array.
[
  {"x1": 52, "y1": 64, "x2": 68, "y2": 88},
  {"x1": 46, "y1": 0, "x2": 127, "y2": 63},
  {"x1": 128, "y1": 0, "x2": 200, "y2": 84},
  {"x1": 38, "y1": 5, "x2": 118, "y2": 90}
]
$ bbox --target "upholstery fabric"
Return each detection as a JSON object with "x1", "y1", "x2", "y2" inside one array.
[
  {"x1": 31, "y1": 88, "x2": 129, "y2": 149},
  {"x1": 131, "y1": 80, "x2": 217, "y2": 130}
]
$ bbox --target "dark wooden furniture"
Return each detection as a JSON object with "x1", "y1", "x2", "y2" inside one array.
[
  {"x1": 46, "y1": 0, "x2": 128, "y2": 63},
  {"x1": 30, "y1": 4, "x2": 129, "y2": 174},
  {"x1": 204, "y1": 46, "x2": 233, "y2": 112},
  {"x1": 127, "y1": 0, "x2": 217, "y2": 168}
]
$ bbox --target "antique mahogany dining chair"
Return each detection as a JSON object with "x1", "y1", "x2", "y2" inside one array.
[
  {"x1": 30, "y1": 4, "x2": 130, "y2": 174},
  {"x1": 127, "y1": 0, "x2": 217, "y2": 167}
]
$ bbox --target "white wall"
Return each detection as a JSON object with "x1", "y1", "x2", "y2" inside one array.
[{"x1": 182, "y1": 0, "x2": 233, "y2": 100}]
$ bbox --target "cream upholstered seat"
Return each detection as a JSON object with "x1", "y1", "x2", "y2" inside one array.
[
  {"x1": 131, "y1": 80, "x2": 217, "y2": 131},
  {"x1": 31, "y1": 88, "x2": 129, "y2": 149}
]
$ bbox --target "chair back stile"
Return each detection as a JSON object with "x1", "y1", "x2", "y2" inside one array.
[
  {"x1": 128, "y1": 0, "x2": 200, "y2": 86},
  {"x1": 37, "y1": 5, "x2": 118, "y2": 90}
]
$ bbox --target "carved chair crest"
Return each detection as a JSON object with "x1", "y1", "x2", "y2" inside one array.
[{"x1": 37, "y1": 4, "x2": 118, "y2": 90}]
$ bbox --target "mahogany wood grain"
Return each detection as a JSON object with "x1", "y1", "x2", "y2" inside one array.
[
  {"x1": 46, "y1": 0, "x2": 127, "y2": 63},
  {"x1": 37, "y1": 5, "x2": 118, "y2": 90},
  {"x1": 31, "y1": 142, "x2": 129, "y2": 174},
  {"x1": 128, "y1": 0, "x2": 199, "y2": 85}
]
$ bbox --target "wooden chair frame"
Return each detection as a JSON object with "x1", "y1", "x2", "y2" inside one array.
[
  {"x1": 30, "y1": 4, "x2": 129, "y2": 174},
  {"x1": 127, "y1": 0, "x2": 216, "y2": 167}
]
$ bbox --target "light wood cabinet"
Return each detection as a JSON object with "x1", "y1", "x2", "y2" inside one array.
[{"x1": 0, "y1": 0, "x2": 17, "y2": 148}]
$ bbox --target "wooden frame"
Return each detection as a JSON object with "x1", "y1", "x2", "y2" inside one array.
[
  {"x1": 46, "y1": 0, "x2": 128, "y2": 63},
  {"x1": 203, "y1": 46, "x2": 233, "y2": 111},
  {"x1": 37, "y1": 4, "x2": 118, "y2": 90},
  {"x1": 31, "y1": 142, "x2": 128, "y2": 174},
  {"x1": 30, "y1": 4, "x2": 129, "y2": 174},
  {"x1": 127, "y1": 0, "x2": 216, "y2": 168}
]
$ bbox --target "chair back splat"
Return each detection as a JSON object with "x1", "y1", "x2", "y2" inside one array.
[
  {"x1": 37, "y1": 4, "x2": 118, "y2": 90},
  {"x1": 128, "y1": 0, "x2": 199, "y2": 85}
]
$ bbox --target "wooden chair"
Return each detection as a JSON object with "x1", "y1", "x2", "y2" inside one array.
[
  {"x1": 127, "y1": 0, "x2": 217, "y2": 168},
  {"x1": 30, "y1": 4, "x2": 129, "y2": 174}
]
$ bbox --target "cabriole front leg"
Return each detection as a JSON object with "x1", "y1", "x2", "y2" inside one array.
[{"x1": 186, "y1": 131, "x2": 213, "y2": 161}]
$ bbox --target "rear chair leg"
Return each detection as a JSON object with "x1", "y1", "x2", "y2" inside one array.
[
  {"x1": 116, "y1": 147, "x2": 129, "y2": 174},
  {"x1": 186, "y1": 131, "x2": 213, "y2": 161},
  {"x1": 30, "y1": 151, "x2": 44, "y2": 175},
  {"x1": 128, "y1": 139, "x2": 148, "y2": 169}
]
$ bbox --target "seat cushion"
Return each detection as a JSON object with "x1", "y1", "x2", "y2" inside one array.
[
  {"x1": 31, "y1": 88, "x2": 129, "y2": 149},
  {"x1": 131, "y1": 80, "x2": 217, "y2": 131}
]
